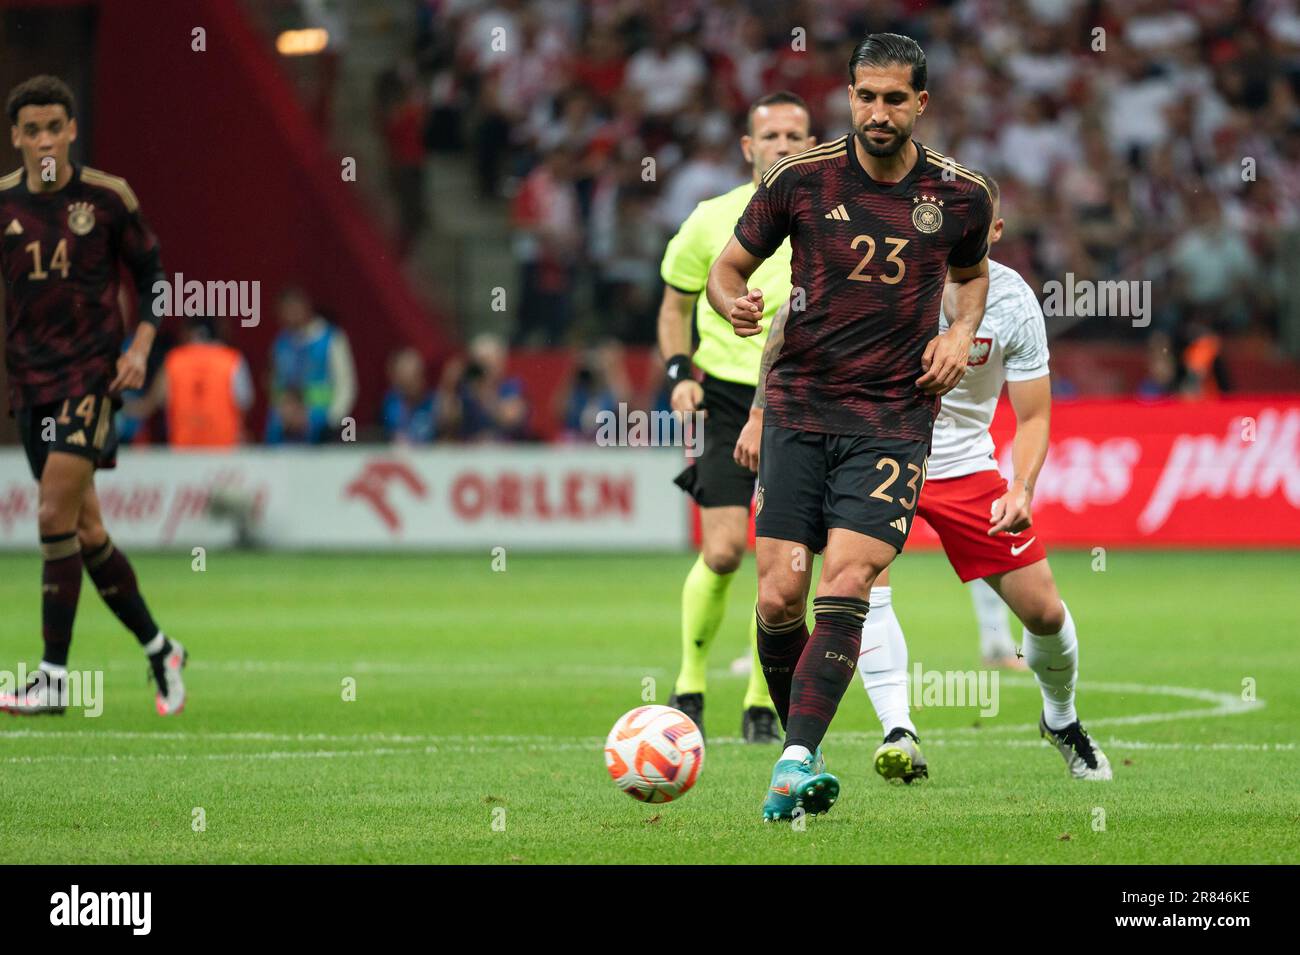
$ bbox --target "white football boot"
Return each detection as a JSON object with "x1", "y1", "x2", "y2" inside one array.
[
  {"x1": 1039, "y1": 713, "x2": 1112, "y2": 780},
  {"x1": 150, "y1": 639, "x2": 188, "y2": 716},
  {"x1": 0, "y1": 665, "x2": 68, "y2": 716}
]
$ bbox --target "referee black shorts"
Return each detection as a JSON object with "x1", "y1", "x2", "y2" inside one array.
[{"x1": 673, "y1": 374, "x2": 757, "y2": 509}]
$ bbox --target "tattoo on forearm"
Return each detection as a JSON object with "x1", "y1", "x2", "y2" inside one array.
[{"x1": 752, "y1": 302, "x2": 789, "y2": 410}]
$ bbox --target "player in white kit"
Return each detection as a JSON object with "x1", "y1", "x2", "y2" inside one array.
[{"x1": 859, "y1": 174, "x2": 1112, "y2": 783}]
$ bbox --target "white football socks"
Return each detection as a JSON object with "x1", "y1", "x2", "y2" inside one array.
[
  {"x1": 781, "y1": 745, "x2": 812, "y2": 763},
  {"x1": 969, "y1": 577, "x2": 1016, "y2": 659},
  {"x1": 1022, "y1": 602, "x2": 1078, "y2": 729},
  {"x1": 858, "y1": 586, "x2": 915, "y2": 735}
]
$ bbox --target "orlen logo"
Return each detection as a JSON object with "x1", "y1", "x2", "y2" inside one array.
[
  {"x1": 344, "y1": 459, "x2": 428, "y2": 533},
  {"x1": 1139, "y1": 408, "x2": 1300, "y2": 532},
  {"x1": 967, "y1": 336, "x2": 992, "y2": 366}
]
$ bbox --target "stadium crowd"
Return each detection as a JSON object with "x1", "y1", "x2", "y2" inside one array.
[
  {"x1": 403, "y1": 0, "x2": 1300, "y2": 353},
  {"x1": 111, "y1": 0, "x2": 1300, "y2": 447}
]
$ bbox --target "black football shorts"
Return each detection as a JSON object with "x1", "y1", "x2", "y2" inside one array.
[
  {"x1": 17, "y1": 393, "x2": 119, "y2": 480},
  {"x1": 673, "y1": 374, "x2": 758, "y2": 509},
  {"x1": 755, "y1": 423, "x2": 929, "y2": 553}
]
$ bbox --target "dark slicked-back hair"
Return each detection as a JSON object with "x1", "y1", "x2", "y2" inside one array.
[
  {"x1": 847, "y1": 33, "x2": 927, "y2": 92},
  {"x1": 6, "y1": 75, "x2": 76, "y2": 125},
  {"x1": 746, "y1": 90, "x2": 810, "y2": 134}
]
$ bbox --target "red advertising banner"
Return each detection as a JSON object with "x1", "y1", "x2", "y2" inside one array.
[
  {"x1": 694, "y1": 398, "x2": 1300, "y2": 550},
  {"x1": 977, "y1": 397, "x2": 1300, "y2": 548}
]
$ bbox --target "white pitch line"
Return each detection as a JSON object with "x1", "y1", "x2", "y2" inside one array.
[
  {"x1": 0, "y1": 677, "x2": 1271, "y2": 757},
  {"x1": 0, "y1": 737, "x2": 1293, "y2": 766}
]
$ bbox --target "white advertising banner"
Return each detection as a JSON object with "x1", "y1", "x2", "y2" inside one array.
[{"x1": 0, "y1": 447, "x2": 691, "y2": 551}]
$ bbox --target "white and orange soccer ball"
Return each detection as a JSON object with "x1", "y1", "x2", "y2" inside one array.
[{"x1": 604, "y1": 705, "x2": 705, "y2": 803}]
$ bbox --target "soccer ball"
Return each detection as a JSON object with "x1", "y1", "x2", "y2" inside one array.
[{"x1": 604, "y1": 704, "x2": 705, "y2": 803}]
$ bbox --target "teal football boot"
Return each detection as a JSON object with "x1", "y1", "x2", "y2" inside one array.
[{"x1": 761, "y1": 754, "x2": 840, "y2": 821}]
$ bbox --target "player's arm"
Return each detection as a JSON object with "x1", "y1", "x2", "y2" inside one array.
[
  {"x1": 917, "y1": 260, "x2": 989, "y2": 396},
  {"x1": 708, "y1": 175, "x2": 793, "y2": 338},
  {"x1": 733, "y1": 298, "x2": 788, "y2": 471},
  {"x1": 989, "y1": 374, "x2": 1051, "y2": 535},
  {"x1": 706, "y1": 237, "x2": 767, "y2": 338},
  {"x1": 657, "y1": 285, "x2": 703, "y2": 414},
  {"x1": 110, "y1": 196, "x2": 167, "y2": 394}
]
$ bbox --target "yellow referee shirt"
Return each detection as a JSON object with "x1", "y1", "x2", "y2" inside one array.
[{"x1": 659, "y1": 182, "x2": 794, "y2": 388}]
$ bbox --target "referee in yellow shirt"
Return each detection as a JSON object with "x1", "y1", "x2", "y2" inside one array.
[{"x1": 658, "y1": 92, "x2": 814, "y2": 742}]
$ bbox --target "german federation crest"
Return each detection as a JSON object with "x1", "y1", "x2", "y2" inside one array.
[
  {"x1": 67, "y1": 201, "x2": 95, "y2": 236},
  {"x1": 911, "y1": 194, "x2": 943, "y2": 234}
]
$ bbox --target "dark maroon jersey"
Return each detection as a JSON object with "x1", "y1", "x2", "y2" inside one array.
[
  {"x1": 1, "y1": 163, "x2": 163, "y2": 411},
  {"x1": 735, "y1": 135, "x2": 992, "y2": 439}
]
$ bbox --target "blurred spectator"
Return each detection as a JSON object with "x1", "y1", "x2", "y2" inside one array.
[
  {"x1": 381, "y1": 348, "x2": 441, "y2": 444},
  {"x1": 623, "y1": 24, "x2": 707, "y2": 122},
  {"x1": 439, "y1": 334, "x2": 529, "y2": 442},
  {"x1": 511, "y1": 146, "x2": 582, "y2": 345},
  {"x1": 1176, "y1": 322, "x2": 1232, "y2": 398},
  {"x1": 378, "y1": 65, "x2": 429, "y2": 257},
  {"x1": 266, "y1": 288, "x2": 357, "y2": 445},
  {"x1": 556, "y1": 340, "x2": 632, "y2": 441},
  {"x1": 1137, "y1": 331, "x2": 1179, "y2": 399},
  {"x1": 410, "y1": 0, "x2": 1300, "y2": 375},
  {"x1": 1168, "y1": 193, "x2": 1259, "y2": 331},
  {"x1": 656, "y1": 118, "x2": 746, "y2": 231},
  {"x1": 128, "y1": 318, "x2": 253, "y2": 447}
]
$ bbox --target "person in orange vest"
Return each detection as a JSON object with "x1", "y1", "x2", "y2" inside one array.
[
  {"x1": 1178, "y1": 321, "x2": 1231, "y2": 399},
  {"x1": 130, "y1": 318, "x2": 252, "y2": 446}
]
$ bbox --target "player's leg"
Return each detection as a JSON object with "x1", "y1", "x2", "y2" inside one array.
[
  {"x1": 969, "y1": 576, "x2": 1023, "y2": 668},
  {"x1": 986, "y1": 559, "x2": 1111, "y2": 779},
  {"x1": 78, "y1": 485, "x2": 187, "y2": 715},
  {"x1": 859, "y1": 566, "x2": 928, "y2": 782},
  {"x1": 759, "y1": 526, "x2": 894, "y2": 817},
  {"x1": 755, "y1": 534, "x2": 823, "y2": 819},
  {"x1": 668, "y1": 504, "x2": 747, "y2": 736},
  {"x1": 0, "y1": 448, "x2": 91, "y2": 715},
  {"x1": 668, "y1": 375, "x2": 776, "y2": 739},
  {"x1": 739, "y1": 608, "x2": 779, "y2": 742},
  {"x1": 754, "y1": 535, "x2": 814, "y2": 728},
  {"x1": 752, "y1": 424, "x2": 828, "y2": 820},
  {"x1": 788, "y1": 526, "x2": 893, "y2": 754}
]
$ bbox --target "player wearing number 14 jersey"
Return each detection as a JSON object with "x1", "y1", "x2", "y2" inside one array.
[
  {"x1": 707, "y1": 34, "x2": 992, "y2": 821},
  {"x1": 0, "y1": 75, "x2": 186, "y2": 717}
]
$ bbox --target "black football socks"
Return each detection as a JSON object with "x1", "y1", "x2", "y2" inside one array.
[
  {"x1": 784, "y1": 596, "x2": 869, "y2": 753},
  {"x1": 755, "y1": 610, "x2": 809, "y2": 729},
  {"x1": 40, "y1": 532, "x2": 83, "y2": 667},
  {"x1": 81, "y1": 537, "x2": 165, "y2": 650}
]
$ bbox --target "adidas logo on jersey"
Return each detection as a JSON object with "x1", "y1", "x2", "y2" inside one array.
[
  {"x1": 890, "y1": 516, "x2": 908, "y2": 535},
  {"x1": 823, "y1": 204, "x2": 850, "y2": 221},
  {"x1": 4, "y1": 219, "x2": 22, "y2": 236},
  {"x1": 65, "y1": 430, "x2": 87, "y2": 447}
]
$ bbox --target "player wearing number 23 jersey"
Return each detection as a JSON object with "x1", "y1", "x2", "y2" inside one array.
[
  {"x1": 707, "y1": 34, "x2": 994, "y2": 822},
  {"x1": 735, "y1": 133, "x2": 992, "y2": 553}
]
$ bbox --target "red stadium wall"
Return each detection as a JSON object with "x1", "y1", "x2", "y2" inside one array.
[{"x1": 2, "y1": 0, "x2": 450, "y2": 430}]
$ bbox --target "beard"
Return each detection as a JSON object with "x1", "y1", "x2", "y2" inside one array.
[{"x1": 855, "y1": 123, "x2": 911, "y2": 158}]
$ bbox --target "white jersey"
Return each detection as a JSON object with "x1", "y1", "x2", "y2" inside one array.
[{"x1": 927, "y1": 259, "x2": 1050, "y2": 480}]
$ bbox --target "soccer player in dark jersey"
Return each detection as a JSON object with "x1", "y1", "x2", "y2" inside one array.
[
  {"x1": 0, "y1": 76, "x2": 187, "y2": 716},
  {"x1": 707, "y1": 34, "x2": 993, "y2": 820}
]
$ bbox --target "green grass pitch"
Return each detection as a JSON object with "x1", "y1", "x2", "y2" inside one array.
[{"x1": 0, "y1": 549, "x2": 1296, "y2": 864}]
